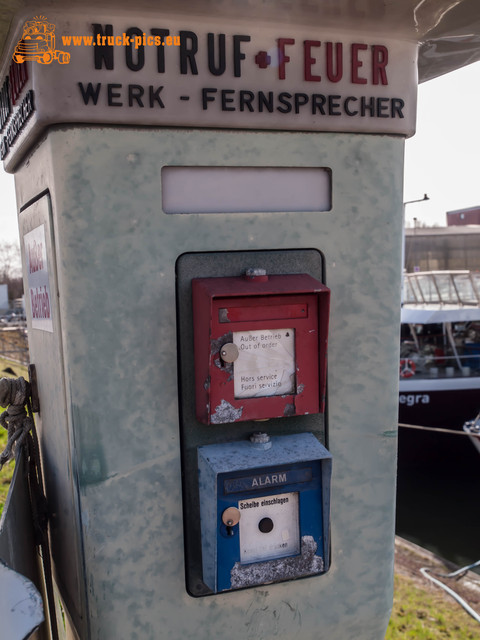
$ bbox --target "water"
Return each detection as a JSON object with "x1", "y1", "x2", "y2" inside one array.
[{"x1": 395, "y1": 427, "x2": 480, "y2": 574}]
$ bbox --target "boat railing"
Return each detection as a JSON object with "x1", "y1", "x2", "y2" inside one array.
[{"x1": 399, "y1": 351, "x2": 480, "y2": 380}]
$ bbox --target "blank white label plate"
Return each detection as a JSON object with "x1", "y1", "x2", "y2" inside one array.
[{"x1": 238, "y1": 492, "x2": 300, "y2": 564}]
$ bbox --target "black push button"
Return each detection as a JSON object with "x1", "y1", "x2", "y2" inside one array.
[{"x1": 258, "y1": 517, "x2": 274, "y2": 533}]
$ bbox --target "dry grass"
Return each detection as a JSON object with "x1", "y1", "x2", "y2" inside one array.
[{"x1": 387, "y1": 538, "x2": 480, "y2": 638}]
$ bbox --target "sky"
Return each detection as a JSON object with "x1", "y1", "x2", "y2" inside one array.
[
  {"x1": 1, "y1": 60, "x2": 480, "y2": 243},
  {"x1": 403, "y1": 60, "x2": 480, "y2": 227}
]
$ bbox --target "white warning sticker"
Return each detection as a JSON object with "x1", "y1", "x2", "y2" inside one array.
[
  {"x1": 233, "y1": 328, "x2": 295, "y2": 398},
  {"x1": 24, "y1": 224, "x2": 53, "y2": 332}
]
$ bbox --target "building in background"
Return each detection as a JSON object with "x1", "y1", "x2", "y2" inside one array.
[
  {"x1": 405, "y1": 225, "x2": 480, "y2": 272},
  {"x1": 447, "y1": 206, "x2": 480, "y2": 226}
]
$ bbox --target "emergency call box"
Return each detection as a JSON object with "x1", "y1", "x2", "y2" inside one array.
[
  {"x1": 192, "y1": 272, "x2": 330, "y2": 424},
  {"x1": 198, "y1": 432, "x2": 332, "y2": 593}
]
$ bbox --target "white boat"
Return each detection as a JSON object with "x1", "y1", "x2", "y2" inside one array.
[{"x1": 399, "y1": 271, "x2": 480, "y2": 455}]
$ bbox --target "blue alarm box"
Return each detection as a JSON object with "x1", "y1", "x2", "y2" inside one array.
[{"x1": 198, "y1": 432, "x2": 332, "y2": 593}]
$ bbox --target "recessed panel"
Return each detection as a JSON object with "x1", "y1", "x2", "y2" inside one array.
[{"x1": 176, "y1": 249, "x2": 328, "y2": 595}]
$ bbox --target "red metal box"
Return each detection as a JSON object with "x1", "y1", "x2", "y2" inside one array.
[{"x1": 192, "y1": 272, "x2": 330, "y2": 424}]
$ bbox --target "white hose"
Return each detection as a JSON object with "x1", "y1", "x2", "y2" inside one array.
[{"x1": 420, "y1": 561, "x2": 480, "y2": 623}]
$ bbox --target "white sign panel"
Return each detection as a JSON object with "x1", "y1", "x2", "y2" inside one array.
[
  {"x1": 1, "y1": 12, "x2": 418, "y2": 168},
  {"x1": 239, "y1": 492, "x2": 300, "y2": 563},
  {"x1": 24, "y1": 224, "x2": 53, "y2": 332},
  {"x1": 233, "y1": 328, "x2": 295, "y2": 398}
]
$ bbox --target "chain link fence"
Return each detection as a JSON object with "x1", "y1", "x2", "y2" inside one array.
[{"x1": 0, "y1": 326, "x2": 29, "y2": 366}]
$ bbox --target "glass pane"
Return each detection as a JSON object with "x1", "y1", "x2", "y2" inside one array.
[
  {"x1": 452, "y1": 275, "x2": 477, "y2": 304},
  {"x1": 403, "y1": 278, "x2": 417, "y2": 303},
  {"x1": 409, "y1": 278, "x2": 424, "y2": 302},
  {"x1": 434, "y1": 274, "x2": 458, "y2": 303},
  {"x1": 417, "y1": 275, "x2": 439, "y2": 302}
]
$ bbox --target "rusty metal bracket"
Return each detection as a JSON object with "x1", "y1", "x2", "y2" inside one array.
[{"x1": 27, "y1": 364, "x2": 40, "y2": 414}]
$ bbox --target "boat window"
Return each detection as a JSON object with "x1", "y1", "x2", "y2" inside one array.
[
  {"x1": 403, "y1": 278, "x2": 417, "y2": 303},
  {"x1": 452, "y1": 274, "x2": 479, "y2": 305},
  {"x1": 433, "y1": 274, "x2": 458, "y2": 303},
  {"x1": 472, "y1": 273, "x2": 480, "y2": 299},
  {"x1": 409, "y1": 278, "x2": 424, "y2": 303},
  {"x1": 417, "y1": 275, "x2": 440, "y2": 302}
]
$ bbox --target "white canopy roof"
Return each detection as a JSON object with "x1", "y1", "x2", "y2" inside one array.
[{"x1": 401, "y1": 305, "x2": 480, "y2": 324}]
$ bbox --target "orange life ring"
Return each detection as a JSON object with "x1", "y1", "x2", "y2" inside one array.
[{"x1": 400, "y1": 359, "x2": 416, "y2": 378}]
